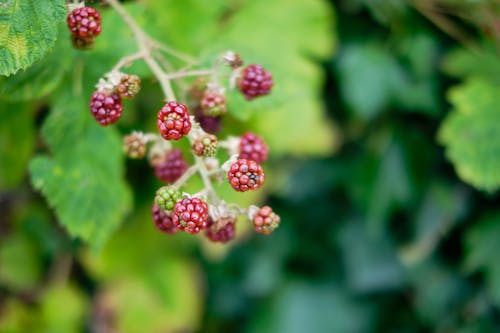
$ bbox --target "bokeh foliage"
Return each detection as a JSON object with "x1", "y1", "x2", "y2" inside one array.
[{"x1": 1, "y1": 0, "x2": 500, "y2": 332}]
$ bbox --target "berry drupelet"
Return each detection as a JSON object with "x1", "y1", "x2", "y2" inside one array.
[
  {"x1": 239, "y1": 132, "x2": 268, "y2": 163},
  {"x1": 152, "y1": 203, "x2": 178, "y2": 234},
  {"x1": 90, "y1": 90, "x2": 123, "y2": 126},
  {"x1": 253, "y1": 206, "x2": 280, "y2": 235},
  {"x1": 172, "y1": 197, "x2": 209, "y2": 234},
  {"x1": 67, "y1": 6, "x2": 102, "y2": 39},
  {"x1": 238, "y1": 64, "x2": 273, "y2": 100},
  {"x1": 227, "y1": 159, "x2": 265, "y2": 192},
  {"x1": 157, "y1": 101, "x2": 192, "y2": 140},
  {"x1": 154, "y1": 148, "x2": 188, "y2": 184}
]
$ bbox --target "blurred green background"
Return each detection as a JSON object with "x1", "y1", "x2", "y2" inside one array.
[{"x1": 2, "y1": 0, "x2": 500, "y2": 332}]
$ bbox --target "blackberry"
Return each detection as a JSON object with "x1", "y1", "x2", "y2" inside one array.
[
  {"x1": 154, "y1": 148, "x2": 188, "y2": 184},
  {"x1": 227, "y1": 159, "x2": 265, "y2": 192},
  {"x1": 238, "y1": 64, "x2": 273, "y2": 100}
]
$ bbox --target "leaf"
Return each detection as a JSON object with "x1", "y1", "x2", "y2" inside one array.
[
  {"x1": 336, "y1": 44, "x2": 405, "y2": 119},
  {"x1": 248, "y1": 281, "x2": 374, "y2": 333},
  {"x1": 400, "y1": 183, "x2": 469, "y2": 265},
  {"x1": 438, "y1": 78, "x2": 500, "y2": 192},
  {"x1": 338, "y1": 220, "x2": 406, "y2": 293},
  {"x1": 29, "y1": 89, "x2": 132, "y2": 250},
  {"x1": 464, "y1": 214, "x2": 500, "y2": 304},
  {"x1": 0, "y1": 0, "x2": 66, "y2": 76},
  {"x1": 39, "y1": 284, "x2": 88, "y2": 333},
  {"x1": 0, "y1": 25, "x2": 72, "y2": 102},
  {"x1": 0, "y1": 101, "x2": 35, "y2": 190},
  {"x1": 0, "y1": 232, "x2": 42, "y2": 291},
  {"x1": 442, "y1": 44, "x2": 500, "y2": 84},
  {"x1": 410, "y1": 260, "x2": 470, "y2": 325}
]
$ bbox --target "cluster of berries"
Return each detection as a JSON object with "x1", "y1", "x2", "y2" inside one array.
[
  {"x1": 68, "y1": 4, "x2": 280, "y2": 245},
  {"x1": 67, "y1": 5, "x2": 102, "y2": 49}
]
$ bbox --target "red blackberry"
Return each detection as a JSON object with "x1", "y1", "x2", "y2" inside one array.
[
  {"x1": 154, "y1": 186, "x2": 183, "y2": 211},
  {"x1": 253, "y1": 206, "x2": 280, "y2": 235},
  {"x1": 90, "y1": 90, "x2": 123, "y2": 126},
  {"x1": 192, "y1": 134, "x2": 218, "y2": 157},
  {"x1": 152, "y1": 203, "x2": 177, "y2": 234},
  {"x1": 239, "y1": 132, "x2": 268, "y2": 163},
  {"x1": 154, "y1": 148, "x2": 188, "y2": 184},
  {"x1": 172, "y1": 197, "x2": 209, "y2": 234},
  {"x1": 205, "y1": 217, "x2": 236, "y2": 243},
  {"x1": 157, "y1": 101, "x2": 191, "y2": 140},
  {"x1": 123, "y1": 132, "x2": 147, "y2": 159},
  {"x1": 201, "y1": 91, "x2": 226, "y2": 117},
  {"x1": 194, "y1": 108, "x2": 222, "y2": 134},
  {"x1": 67, "y1": 6, "x2": 102, "y2": 39},
  {"x1": 227, "y1": 159, "x2": 265, "y2": 192},
  {"x1": 238, "y1": 64, "x2": 273, "y2": 100},
  {"x1": 117, "y1": 74, "x2": 141, "y2": 99}
]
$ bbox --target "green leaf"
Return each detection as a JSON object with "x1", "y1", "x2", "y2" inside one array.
[
  {"x1": 338, "y1": 220, "x2": 406, "y2": 293},
  {"x1": 248, "y1": 282, "x2": 374, "y2": 333},
  {"x1": 438, "y1": 78, "x2": 500, "y2": 192},
  {"x1": 400, "y1": 183, "x2": 469, "y2": 265},
  {"x1": 0, "y1": 0, "x2": 66, "y2": 76},
  {"x1": 29, "y1": 89, "x2": 132, "y2": 250},
  {"x1": 0, "y1": 232, "x2": 42, "y2": 291},
  {"x1": 464, "y1": 214, "x2": 500, "y2": 305},
  {"x1": 336, "y1": 44, "x2": 405, "y2": 119},
  {"x1": 0, "y1": 101, "x2": 35, "y2": 190},
  {"x1": 0, "y1": 25, "x2": 72, "y2": 102},
  {"x1": 39, "y1": 284, "x2": 88, "y2": 333},
  {"x1": 442, "y1": 44, "x2": 500, "y2": 84}
]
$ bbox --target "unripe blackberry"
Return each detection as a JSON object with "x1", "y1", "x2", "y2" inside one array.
[
  {"x1": 201, "y1": 91, "x2": 227, "y2": 117},
  {"x1": 205, "y1": 216, "x2": 236, "y2": 243},
  {"x1": 152, "y1": 203, "x2": 177, "y2": 234},
  {"x1": 239, "y1": 132, "x2": 268, "y2": 163},
  {"x1": 157, "y1": 101, "x2": 191, "y2": 140},
  {"x1": 123, "y1": 132, "x2": 147, "y2": 159},
  {"x1": 192, "y1": 134, "x2": 218, "y2": 157},
  {"x1": 172, "y1": 197, "x2": 209, "y2": 234},
  {"x1": 154, "y1": 148, "x2": 188, "y2": 184},
  {"x1": 117, "y1": 74, "x2": 141, "y2": 99},
  {"x1": 238, "y1": 64, "x2": 273, "y2": 100},
  {"x1": 253, "y1": 206, "x2": 280, "y2": 235},
  {"x1": 194, "y1": 108, "x2": 222, "y2": 134},
  {"x1": 90, "y1": 90, "x2": 123, "y2": 126},
  {"x1": 227, "y1": 159, "x2": 265, "y2": 192},
  {"x1": 67, "y1": 6, "x2": 102, "y2": 39},
  {"x1": 155, "y1": 186, "x2": 183, "y2": 211}
]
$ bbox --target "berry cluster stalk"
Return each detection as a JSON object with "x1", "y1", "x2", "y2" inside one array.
[{"x1": 105, "y1": 0, "x2": 220, "y2": 202}]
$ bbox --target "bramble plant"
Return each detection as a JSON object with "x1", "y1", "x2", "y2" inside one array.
[{"x1": 68, "y1": 0, "x2": 280, "y2": 241}]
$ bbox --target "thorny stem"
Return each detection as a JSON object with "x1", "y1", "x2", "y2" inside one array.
[{"x1": 108, "y1": 0, "x2": 222, "y2": 204}]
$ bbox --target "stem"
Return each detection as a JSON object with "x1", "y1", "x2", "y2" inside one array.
[
  {"x1": 106, "y1": 0, "x2": 176, "y2": 100},
  {"x1": 150, "y1": 39, "x2": 198, "y2": 64},
  {"x1": 108, "y1": 0, "x2": 222, "y2": 205},
  {"x1": 166, "y1": 69, "x2": 214, "y2": 80},
  {"x1": 194, "y1": 155, "x2": 219, "y2": 203},
  {"x1": 111, "y1": 51, "x2": 145, "y2": 72},
  {"x1": 174, "y1": 165, "x2": 198, "y2": 187}
]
